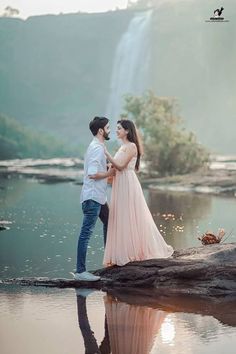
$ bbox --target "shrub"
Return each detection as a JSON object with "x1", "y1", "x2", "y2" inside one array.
[{"x1": 121, "y1": 91, "x2": 209, "y2": 176}]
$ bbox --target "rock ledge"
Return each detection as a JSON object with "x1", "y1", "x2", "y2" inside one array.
[{"x1": 1, "y1": 243, "x2": 236, "y2": 296}]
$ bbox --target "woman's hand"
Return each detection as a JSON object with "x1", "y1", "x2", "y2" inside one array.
[
  {"x1": 107, "y1": 143, "x2": 137, "y2": 171},
  {"x1": 108, "y1": 165, "x2": 116, "y2": 177},
  {"x1": 104, "y1": 145, "x2": 113, "y2": 163}
]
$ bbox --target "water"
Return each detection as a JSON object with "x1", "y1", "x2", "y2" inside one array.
[
  {"x1": 106, "y1": 11, "x2": 152, "y2": 133},
  {"x1": 0, "y1": 286, "x2": 235, "y2": 354},
  {"x1": 0, "y1": 176, "x2": 236, "y2": 353}
]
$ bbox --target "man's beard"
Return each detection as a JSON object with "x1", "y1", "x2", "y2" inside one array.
[{"x1": 104, "y1": 132, "x2": 110, "y2": 141}]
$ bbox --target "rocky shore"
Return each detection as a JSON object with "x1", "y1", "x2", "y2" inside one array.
[
  {"x1": 141, "y1": 169, "x2": 236, "y2": 197},
  {"x1": 0, "y1": 156, "x2": 236, "y2": 196},
  {"x1": 2, "y1": 242, "x2": 236, "y2": 296},
  {"x1": 0, "y1": 158, "x2": 84, "y2": 183},
  {"x1": 139, "y1": 155, "x2": 236, "y2": 197}
]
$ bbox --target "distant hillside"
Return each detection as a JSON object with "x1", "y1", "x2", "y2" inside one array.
[
  {"x1": 0, "y1": 114, "x2": 79, "y2": 159},
  {"x1": 0, "y1": 0, "x2": 235, "y2": 153},
  {"x1": 0, "y1": 10, "x2": 133, "y2": 146},
  {"x1": 150, "y1": 0, "x2": 236, "y2": 153}
]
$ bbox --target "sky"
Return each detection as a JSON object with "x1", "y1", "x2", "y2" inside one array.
[{"x1": 0, "y1": 0, "x2": 135, "y2": 19}]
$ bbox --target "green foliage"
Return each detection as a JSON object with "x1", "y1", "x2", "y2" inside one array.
[
  {"x1": 122, "y1": 91, "x2": 209, "y2": 176},
  {"x1": 0, "y1": 114, "x2": 78, "y2": 159}
]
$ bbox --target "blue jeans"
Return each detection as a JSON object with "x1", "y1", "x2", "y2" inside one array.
[{"x1": 76, "y1": 199, "x2": 109, "y2": 273}]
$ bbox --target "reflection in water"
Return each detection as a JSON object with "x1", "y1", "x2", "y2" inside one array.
[
  {"x1": 76, "y1": 290, "x2": 110, "y2": 354},
  {"x1": 0, "y1": 177, "x2": 35, "y2": 208},
  {"x1": 76, "y1": 288, "x2": 236, "y2": 354},
  {"x1": 104, "y1": 295, "x2": 166, "y2": 354},
  {"x1": 76, "y1": 290, "x2": 167, "y2": 354},
  {"x1": 160, "y1": 317, "x2": 176, "y2": 344},
  {"x1": 1, "y1": 287, "x2": 236, "y2": 354},
  {"x1": 0, "y1": 285, "x2": 26, "y2": 319},
  {"x1": 178, "y1": 313, "x2": 220, "y2": 343},
  {"x1": 148, "y1": 190, "x2": 212, "y2": 249}
]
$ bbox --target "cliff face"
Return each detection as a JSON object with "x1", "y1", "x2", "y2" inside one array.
[
  {"x1": 0, "y1": 0, "x2": 235, "y2": 152},
  {"x1": 0, "y1": 11, "x2": 133, "y2": 145}
]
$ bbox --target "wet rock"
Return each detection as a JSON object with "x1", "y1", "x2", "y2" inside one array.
[
  {"x1": 2, "y1": 243, "x2": 236, "y2": 296},
  {"x1": 0, "y1": 220, "x2": 12, "y2": 231},
  {"x1": 0, "y1": 225, "x2": 7, "y2": 231},
  {"x1": 0, "y1": 158, "x2": 83, "y2": 169},
  {"x1": 38, "y1": 175, "x2": 77, "y2": 184},
  {"x1": 0, "y1": 158, "x2": 84, "y2": 183},
  {"x1": 96, "y1": 243, "x2": 236, "y2": 296},
  {"x1": 145, "y1": 170, "x2": 236, "y2": 197},
  {"x1": 0, "y1": 167, "x2": 83, "y2": 184}
]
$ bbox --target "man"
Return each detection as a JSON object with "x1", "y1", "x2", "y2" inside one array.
[{"x1": 73, "y1": 116, "x2": 115, "y2": 281}]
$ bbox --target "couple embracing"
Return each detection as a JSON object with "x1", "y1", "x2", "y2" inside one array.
[{"x1": 73, "y1": 116, "x2": 173, "y2": 281}]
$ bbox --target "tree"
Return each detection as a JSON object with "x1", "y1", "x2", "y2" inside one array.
[
  {"x1": 0, "y1": 114, "x2": 80, "y2": 159},
  {"x1": 121, "y1": 91, "x2": 209, "y2": 176},
  {"x1": 1, "y1": 6, "x2": 20, "y2": 17}
]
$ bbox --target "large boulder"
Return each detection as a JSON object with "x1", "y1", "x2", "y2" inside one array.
[{"x1": 97, "y1": 242, "x2": 236, "y2": 296}]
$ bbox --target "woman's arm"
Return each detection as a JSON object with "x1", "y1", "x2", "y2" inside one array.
[{"x1": 105, "y1": 144, "x2": 137, "y2": 171}]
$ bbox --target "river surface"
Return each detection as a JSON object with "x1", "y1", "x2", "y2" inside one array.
[{"x1": 0, "y1": 176, "x2": 236, "y2": 354}]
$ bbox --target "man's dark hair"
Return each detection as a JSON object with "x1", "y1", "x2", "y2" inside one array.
[{"x1": 89, "y1": 116, "x2": 109, "y2": 136}]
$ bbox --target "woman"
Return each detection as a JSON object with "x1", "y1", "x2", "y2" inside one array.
[{"x1": 103, "y1": 119, "x2": 173, "y2": 267}]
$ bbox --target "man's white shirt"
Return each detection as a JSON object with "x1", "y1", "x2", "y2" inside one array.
[{"x1": 80, "y1": 137, "x2": 107, "y2": 205}]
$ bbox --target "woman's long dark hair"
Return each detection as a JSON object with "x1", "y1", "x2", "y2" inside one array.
[{"x1": 117, "y1": 119, "x2": 143, "y2": 171}]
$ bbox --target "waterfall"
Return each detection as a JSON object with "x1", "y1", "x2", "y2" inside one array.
[{"x1": 106, "y1": 10, "x2": 152, "y2": 134}]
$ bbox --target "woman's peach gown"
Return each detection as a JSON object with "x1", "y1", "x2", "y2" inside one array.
[
  {"x1": 104, "y1": 295, "x2": 166, "y2": 354},
  {"x1": 103, "y1": 144, "x2": 174, "y2": 267}
]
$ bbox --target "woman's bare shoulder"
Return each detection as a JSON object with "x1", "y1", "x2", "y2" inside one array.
[
  {"x1": 128, "y1": 142, "x2": 137, "y2": 153},
  {"x1": 129, "y1": 142, "x2": 137, "y2": 148},
  {"x1": 119, "y1": 142, "x2": 137, "y2": 154}
]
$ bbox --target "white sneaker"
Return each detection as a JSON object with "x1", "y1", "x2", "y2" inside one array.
[
  {"x1": 72, "y1": 271, "x2": 100, "y2": 282},
  {"x1": 75, "y1": 288, "x2": 96, "y2": 297}
]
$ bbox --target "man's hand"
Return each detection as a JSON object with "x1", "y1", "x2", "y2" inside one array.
[
  {"x1": 89, "y1": 173, "x2": 101, "y2": 180},
  {"x1": 89, "y1": 166, "x2": 116, "y2": 180}
]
